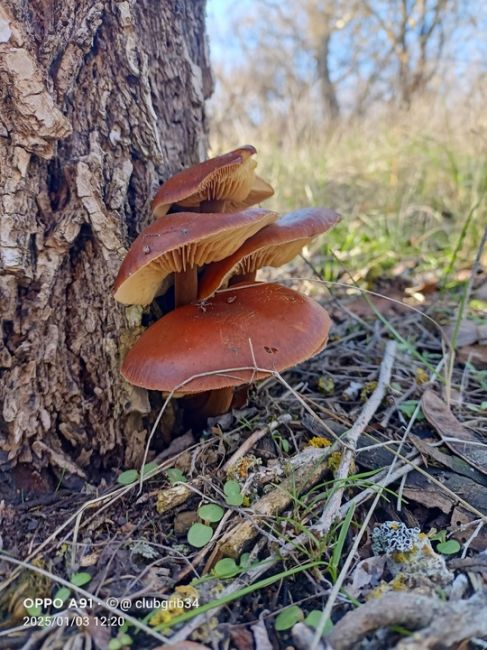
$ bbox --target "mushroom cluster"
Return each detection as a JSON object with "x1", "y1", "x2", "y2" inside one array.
[{"x1": 114, "y1": 146, "x2": 341, "y2": 421}]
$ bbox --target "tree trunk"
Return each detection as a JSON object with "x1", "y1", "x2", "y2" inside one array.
[
  {"x1": 0, "y1": 0, "x2": 212, "y2": 479},
  {"x1": 316, "y1": 33, "x2": 340, "y2": 122}
]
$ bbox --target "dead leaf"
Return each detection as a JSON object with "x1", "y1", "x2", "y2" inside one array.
[
  {"x1": 444, "y1": 320, "x2": 487, "y2": 347},
  {"x1": 230, "y1": 627, "x2": 254, "y2": 650},
  {"x1": 79, "y1": 552, "x2": 99, "y2": 567},
  {"x1": 174, "y1": 511, "x2": 198, "y2": 535},
  {"x1": 347, "y1": 555, "x2": 387, "y2": 598},
  {"x1": 404, "y1": 468, "x2": 487, "y2": 515},
  {"x1": 473, "y1": 281, "x2": 487, "y2": 301},
  {"x1": 456, "y1": 344, "x2": 487, "y2": 367},
  {"x1": 449, "y1": 552, "x2": 487, "y2": 573},
  {"x1": 410, "y1": 434, "x2": 487, "y2": 487},
  {"x1": 449, "y1": 506, "x2": 487, "y2": 552},
  {"x1": 421, "y1": 390, "x2": 487, "y2": 475}
]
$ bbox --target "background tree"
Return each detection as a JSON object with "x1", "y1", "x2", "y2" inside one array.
[
  {"x1": 0, "y1": 0, "x2": 212, "y2": 481},
  {"x1": 209, "y1": 0, "x2": 478, "y2": 143},
  {"x1": 362, "y1": 0, "x2": 454, "y2": 108}
]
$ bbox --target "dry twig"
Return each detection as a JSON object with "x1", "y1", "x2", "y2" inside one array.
[{"x1": 313, "y1": 340, "x2": 397, "y2": 536}]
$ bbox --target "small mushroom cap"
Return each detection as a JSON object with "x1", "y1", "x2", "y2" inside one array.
[
  {"x1": 198, "y1": 207, "x2": 341, "y2": 299},
  {"x1": 121, "y1": 282, "x2": 331, "y2": 394},
  {"x1": 113, "y1": 208, "x2": 277, "y2": 305},
  {"x1": 151, "y1": 145, "x2": 273, "y2": 217},
  {"x1": 224, "y1": 174, "x2": 274, "y2": 212}
]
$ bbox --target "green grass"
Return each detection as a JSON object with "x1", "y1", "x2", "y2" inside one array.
[{"x1": 214, "y1": 108, "x2": 487, "y2": 281}]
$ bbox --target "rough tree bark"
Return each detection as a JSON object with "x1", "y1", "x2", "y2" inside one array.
[{"x1": 0, "y1": 0, "x2": 212, "y2": 480}]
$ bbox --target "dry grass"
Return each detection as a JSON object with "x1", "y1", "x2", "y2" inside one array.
[{"x1": 210, "y1": 101, "x2": 487, "y2": 283}]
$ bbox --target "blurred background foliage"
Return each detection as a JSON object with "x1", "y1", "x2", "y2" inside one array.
[{"x1": 206, "y1": 0, "x2": 487, "y2": 282}]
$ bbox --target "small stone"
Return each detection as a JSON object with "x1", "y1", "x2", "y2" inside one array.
[{"x1": 174, "y1": 510, "x2": 198, "y2": 535}]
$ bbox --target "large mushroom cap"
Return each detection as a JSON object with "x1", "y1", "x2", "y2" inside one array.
[
  {"x1": 121, "y1": 282, "x2": 331, "y2": 393},
  {"x1": 151, "y1": 145, "x2": 274, "y2": 217},
  {"x1": 113, "y1": 208, "x2": 277, "y2": 305},
  {"x1": 198, "y1": 207, "x2": 341, "y2": 299}
]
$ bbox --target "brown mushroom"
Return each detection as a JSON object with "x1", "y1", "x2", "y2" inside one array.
[
  {"x1": 121, "y1": 282, "x2": 332, "y2": 415},
  {"x1": 113, "y1": 207, "x2": 277, "y2": 307},
  {"x1": 198, "y1": 207, "x2": 341, "y2": 299},
  {"x1": 151, "y1": 145, "x2": 274, "y2": 217}
]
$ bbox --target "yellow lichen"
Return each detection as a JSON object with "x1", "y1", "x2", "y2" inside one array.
[
  {"x1": 227, "y1": 455, "x2": 259, "y2": 480},
  {"x1": 360, "y1": 381, "x2": 378, "y2": 401},
  {"x1": 392, "y1": 549, "x2": 414, "y2": 563},
  {"x1": 149, "y1": 585, "x2": 199, "y2": 627},
  {"x1": 190, "y1": 616, "x2": 220, "y2": 643},
  {"x1": 390, "y1": 573, "x2": 408, "y2": 590},
  {"x1": 327, "y1": 451, "x2": 342, "y2": 472},
  {"x1": 175, "y1": 585, "x2": 199, "y2": 601},
  {"x1": 308, "y1": 436, "x2": 332, "y2": 448},
  {"x1": 149, "y1": 605, "x2": 184, "y2": 627},
  {"x1": 368, "y1": 573, "x2": 408, "y2": 599},
  {"x1": 368, "y1": 582, "x2": 390, "y2": 599},
  {"x1": 318, "y1": 377, "x2": 335, "y2": 394},
  {"x1": 415, "y1": 367, "x2": 429, "y2": 384}
]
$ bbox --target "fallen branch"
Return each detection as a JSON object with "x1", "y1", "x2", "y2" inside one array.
[
  {"x1": 327, "y1": 592, "x2": 442, "y2": 649},
  {"x1": 326, "y1": 591, "x2": 487, "y2": 650},
  {"x1": 216, "y1": 451, "x2": 333, "y2": 560},
  {"x1": 223, "y1": 414, "x2": 292, "y2": 472},
  {"x1": 313, "y1": 340, "x2": 397, "y2": 536}
]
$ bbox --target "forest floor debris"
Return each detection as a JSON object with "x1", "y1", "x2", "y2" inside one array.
[{"x1": 1, "y1": 266, "x2": 487, "y2": 650}]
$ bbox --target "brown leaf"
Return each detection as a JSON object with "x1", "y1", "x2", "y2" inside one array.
[
  {"x1": 473, "y1": 281, "x2": 487, "y2": 301},
  {"x1": 404, "y1": 468, "x2": 487, "y2": 515},
  {"x1": 444, "y1": 319, "x2": 487, "y2": 347},
  {"x1": 347, "y1": 555, "x2": 387, "y2": 598},
  {"x1": 449, "y1": 552, "x2": 487, "y2": 573},
  {"x1": 230, "y1": 627, "x2": 254, "y2": 650},
  {"x1": 456, "y1": 344, "x2": 487, "y2": 367},
  {"x1": 403, "y1": 471, "x2": 455, "y2": 514},
  {"x1": 449, "y1": 506, "x2": 487, "y2": 552},
  {"x1": 410, "y1": 434, "x2": 487, "y2": 487},
  {"x1": 421, "y1": 390, "x2": 487, "y2": 475}
]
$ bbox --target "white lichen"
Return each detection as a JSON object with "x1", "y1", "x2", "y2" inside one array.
[{"x1": 372, "y1": 521, "x2": 421, "y2": 555}]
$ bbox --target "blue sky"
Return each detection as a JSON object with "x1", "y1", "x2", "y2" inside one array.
[
  {"x1": 205, "y1": 0, "x2": 487, "y2": 112},
  {"x1": 206, "y1": 0, "x2": 487, "y2": 72},
  {"x1": 206, "y1": 0, "x2": 252, "y2": 63}
]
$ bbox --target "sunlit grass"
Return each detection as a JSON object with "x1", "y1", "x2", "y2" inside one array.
[{"x1": 211, "y1": 106, "x2": 487, "y2": 281}]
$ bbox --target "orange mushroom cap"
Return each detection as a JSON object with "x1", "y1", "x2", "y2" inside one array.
[
  {"x1": 198, "y1": 207, "x2": 341, "y2": 299},
  {"x1": 151, "y1": 145, "x2": 274, "y2": 217},
  {"x1": 113, "y1": 208, "x2": 278, "y2": 306},
  {"x1": 121, "y1": 282, "x2": 331, "y2": 394}
]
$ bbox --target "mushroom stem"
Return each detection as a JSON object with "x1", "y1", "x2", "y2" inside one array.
[
  {"x1": 200, "y1": 199, "x2": 226, "y2": 213},
  {"x1": 201, "y1": 387, "x2": 234, "y2": 416},
  {"x1": 182, "y1": 387, "x2": 234, "y2": 428},
  {"x1": 231, "y1": 384, "x2": 249, "y2": 409},
  {"x1": 230, "y1": 271, "x2": 257, "y2": 285},
  {"x1": 174, "y1": 267, "x2": 198, "y2": 307}
]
